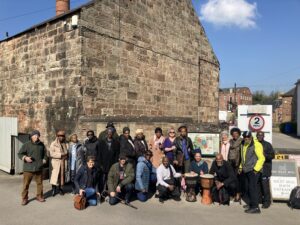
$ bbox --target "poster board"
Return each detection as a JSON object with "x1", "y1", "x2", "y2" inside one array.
[
  {"x1": 188, "y1": 133, "x2": 219, "y2": 156},
  {"x1": 270, "y1": 160, "x2": 300, "y2": 200}
]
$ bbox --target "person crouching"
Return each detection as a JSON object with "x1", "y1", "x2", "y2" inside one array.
[
  {"x1": 74, "y1": 156, "x2": 100, "y2": 207},
  {"x1": 135, "y1": 151, "x2": 154, "y2": 202},
  {"x1": 156, "y1": 157, "x2": 182, "y2": 203},
  {"x1": 107, "y1": 154, "x2": 135, "y2": 205}
]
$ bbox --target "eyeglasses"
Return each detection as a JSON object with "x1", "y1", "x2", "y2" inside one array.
[{"x1": 57, "y1": 135, "x2": 65, "y2": 137}]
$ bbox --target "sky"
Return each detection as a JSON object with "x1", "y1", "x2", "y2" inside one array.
[{"x1": 0, "y1": 0, "x2": 300, "y2": 94}]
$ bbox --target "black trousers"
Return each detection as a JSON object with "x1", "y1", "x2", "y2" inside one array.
[
  {"x1": 157, "y1": 184, "x2": 180, "y2": 199},
  {"x1": 258, "y1": 175, "x2": 271, "y2": 206},
  {"x1": 98, "y1": 172, "x2": 108, "y2": 194},
  {"x1": 244, "y1": 171, "x2": 260, "y2": 209}
]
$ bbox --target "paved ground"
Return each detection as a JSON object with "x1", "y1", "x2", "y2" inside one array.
[
  {"x1": 272, "y1": 132, "x2": 300, "y2": 151},
  {"x1": 0, "y1": 171, "x2": 299, "y2": 225}
]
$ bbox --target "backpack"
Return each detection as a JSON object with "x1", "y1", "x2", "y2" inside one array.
[
  {"x1": 74, "y1": 194, "x2": 86, "y2": 210},
  {"x1": 289, "y1": 186, "x2": 300, "y2": 209}
]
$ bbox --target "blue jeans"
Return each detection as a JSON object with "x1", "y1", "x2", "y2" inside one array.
[
  {"x1": 85, "y1": 188, "x2": 97, "y2": 206},
  {"x1": 137, "y1": 191, "x2": 148, "y2": 202},
  {"x1": 109, "y1": 183, "x2": 134, "y2": 205}
]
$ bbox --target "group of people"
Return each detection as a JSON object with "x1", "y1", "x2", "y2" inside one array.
[{"x1": 18, "y1": 122, "x2": 274, "y2": 214}]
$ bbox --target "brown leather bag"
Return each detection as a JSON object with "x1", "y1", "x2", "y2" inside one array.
[{"x1": 74, "y1": 194, "x2": 86, "y2": 210}]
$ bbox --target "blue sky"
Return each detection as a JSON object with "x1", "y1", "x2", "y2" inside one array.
[{"x1": 1, "y1": 0, "x2": 299, "y2": 94}]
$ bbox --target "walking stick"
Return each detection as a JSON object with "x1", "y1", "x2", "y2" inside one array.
[{"x1": 101, "y1": 191, "x2": 138, "y2": 210}]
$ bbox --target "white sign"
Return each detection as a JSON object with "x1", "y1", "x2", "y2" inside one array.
[
  {"x1": 237, "y1": 105, "x2": 272, "y2": 143},
  {"x1": 270, "y1": 160, "x2": 300, "y2": 200}
]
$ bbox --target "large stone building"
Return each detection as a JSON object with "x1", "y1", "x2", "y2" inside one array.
[
  {"x1": 0, "y1": 0, "x2": 220, "y2": 144},
  {"x1": 219, "y1": 87, "x2": 252, "y2": 111}
]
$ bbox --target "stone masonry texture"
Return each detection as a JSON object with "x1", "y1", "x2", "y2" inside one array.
[{"x1": 0, "y1": 0, "x2": 220, "y2": 145}]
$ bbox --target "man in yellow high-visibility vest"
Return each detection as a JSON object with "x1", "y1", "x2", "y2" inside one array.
[{"x1": 239, "y1": 131, "x2": 265, "y2": 214}]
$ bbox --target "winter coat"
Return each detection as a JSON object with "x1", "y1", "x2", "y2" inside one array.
[
  {"x1": 84, "y1": 136, "x2": 100, "y2": 169},
  {"x1": 149, "y1": 135, "x2": 165, "y2": 168},
  {"x1": 135, "y1": 156, "x2": 152, "y2": 192},
  {"x1": 209, "y1": 160, "x2": 237, "y2": 188},
  {"x1": 49, "y1": 138, "x2": 68, "y2": 186},
  {"x1": 68, "y1": 142, "x2": 85, "y2": 175},
  {"x1": 259, "y1": 140, "x2": 275, "y2": 177},
  {"x1": 18, "y1": 140, "x2": 48, "y2": 172},
  {"x1": 174, "y1": 136, "x2": 194, "y2": 161},
  {"x1": 99, "y1": 138, "x2": 120, "y2": 173},
  {"x1": 119, "y1": 135, "x2": 136, "y2": 166},
  {"x1": 240, "y1": 139, "x2": 265, "y2": 173},
  {"x1": 228, "y1": 137, "x2": 242, "y2": 168},
  {"x1": 98, "y1": 129, "x2": 119, "y2": 142},
  {"x1": 134, "y1": 138, "x2": 148, "y2": 157},
  {"x1": 74, "y1": 165, "x2": 99, "y2": 193},
  {"x1": 107, "y1": 162, "x2": 135, "y2": 193}
]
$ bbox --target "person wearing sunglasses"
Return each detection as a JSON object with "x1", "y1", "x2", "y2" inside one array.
[{"x1": 49, "y1": 129, "x2": 68, "y2": 196}]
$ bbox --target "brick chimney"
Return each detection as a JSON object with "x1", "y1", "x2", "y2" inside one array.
[{"x1": 56, "y1": 0, "x2": 70, "y2": 16}]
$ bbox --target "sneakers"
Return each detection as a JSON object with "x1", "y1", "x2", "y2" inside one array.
[
  {"x1": 21, "y1": 198, "x2": 29, "y2": 206},
  {"x1": 245, "y1": 207, "x2": 261, "y2": 214}
]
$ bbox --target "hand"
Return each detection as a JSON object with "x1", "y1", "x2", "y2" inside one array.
[
  {"x1": 25, "y1": 157, "x2": 33, "y2": 163},
  {"x1": 200, "y1": 171, "x2": 204, "y2": 176},
  {"x1": 216, "y1": 182, "x2": 224, "y2": 190},
  {"x1": 116, "y1": 186, "x2": 121, "y2": 193},
  {"x1": 238, "y1": 169, "x2": 242, "y2": 174},
  {"x1": 79, "y1": 189, "x2": 85, "y2": 196},
  {"x1": 190, "y1": 171, "x2": 196, "y2": 175},
  {"x1": 142, "y1": 189, "x2": 146, "y2": 193},
  {"x1": 96, "y1": 192, "x2": 100, "y2": 197},
  {"x1": 110, "y1": 192, "x2": 116, "y2": 197},
  {"x1": 172, "y1": 146, "x2": 176, "y2": 150},
  {"x1": 254, "y1": 170, "x2": 258, "y2": 174},
  {"x1": 168, "y1": 185, "x2": 175, "y2": 191},
  {"x1": 42, "y1": 159, "x2": 47, "y2": 164},
  {"x1": 173, "y1": 160, "x2": 178, "y2": 165}
]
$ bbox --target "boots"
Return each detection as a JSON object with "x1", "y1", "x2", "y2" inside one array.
[
  {"x1": 52, "y1": 185, "x2": 57, "y2": 197},
  {"x1": 59, "y1": 186, "x2": 64, "y2": 196}
]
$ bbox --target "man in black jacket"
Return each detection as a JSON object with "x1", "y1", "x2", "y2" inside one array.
[
  {"x1": 256, "y1": 131, "x2": 275, "y2": 208},
  {"x1": 98, "y1": 128, "x2": 120, "y2": 195},
  {"x1": 174, "y1": 125, "x2": 194, "y2": 173},
  {"x1": 209, "y1": 154, "x2": 237, "y2": 204}
]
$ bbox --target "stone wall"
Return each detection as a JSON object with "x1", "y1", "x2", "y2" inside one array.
[
  {"x1": 77, "y1": 0, "x2": 220, "y2": 137},
  {"x1": 0, "y1": 0, "x2": 219, "y2": 144},
  {"x1": 0, "y1": 14, "x2": 82, "y2": 144}
]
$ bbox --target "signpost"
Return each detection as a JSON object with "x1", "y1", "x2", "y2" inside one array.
[
  {"x1": 237, "y1": 105, "x2": 272, "y2": 143},
  {"x1": 270, "y1": 160, "x2": 299, "y2": 200}
]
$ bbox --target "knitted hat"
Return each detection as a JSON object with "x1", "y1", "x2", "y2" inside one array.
[{"x1": 30, "y1": 130, "x2": 40, "y2": 137}]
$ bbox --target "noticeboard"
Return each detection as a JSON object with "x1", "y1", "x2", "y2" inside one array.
[
  {"x1": 188, "y1": 133, "x2": 219, "y2": 156},
  {"x1": 270, "y1": 160, "x2": 300, "y2": 200}
]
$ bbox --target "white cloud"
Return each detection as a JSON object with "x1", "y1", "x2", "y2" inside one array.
[{"x1": 200, "y1": 0, "x2": 258, "y2": 28}]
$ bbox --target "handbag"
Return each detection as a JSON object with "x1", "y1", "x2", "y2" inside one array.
[{"x1": 74, "y1": 194, "x2": 86, "y2": 210}]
